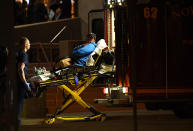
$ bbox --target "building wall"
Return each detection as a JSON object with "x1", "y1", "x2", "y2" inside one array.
[
  {"x1": 14, "y1": 18, "x2": 82, "y2": 43},
  {"x1": 79, "y1": 0, "x2": 104, "y2": 40},
  {"x1": 24, "y1": 0, "x2": 104, "y2": 41}
]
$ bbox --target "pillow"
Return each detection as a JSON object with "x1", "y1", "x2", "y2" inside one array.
[{"x1": 86, "y1": 39, "x2": 107, "y2": 66}]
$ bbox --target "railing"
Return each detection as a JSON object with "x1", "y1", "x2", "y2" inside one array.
[{"x1": 28, "y1": 40, "x2": 85, "y2": 77}]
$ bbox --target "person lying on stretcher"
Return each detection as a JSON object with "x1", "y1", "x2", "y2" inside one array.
[
  {"x1": 55, "y1": 33, "x2": 98, "y2": 68},
  {"x1": 54, "y1": 33, "x2": 114, "y2": 74}
]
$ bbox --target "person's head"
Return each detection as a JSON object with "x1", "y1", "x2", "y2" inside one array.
[
  {"x1": 18, "y1": 37, "x2": 30, "y2": 52},
  {"x1": 55, "y1": 6, "x2": 63, "y2": 15},
  {"x1": 16, "y1": 0, "x2": 23, "y2": 4},
  {"x1": 87, "y1": 33, "x2": 96, "y2": 43}
]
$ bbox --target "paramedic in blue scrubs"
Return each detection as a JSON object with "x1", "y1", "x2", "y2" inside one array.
[{"x1": 16, "y1": 37, "x2": 31, "y2": 127}]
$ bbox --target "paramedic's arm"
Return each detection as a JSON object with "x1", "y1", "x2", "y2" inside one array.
[
  {"x1": 18, "y1": 62, "x2": 27, "y2": 83},
  {"x1": 18, "y1": 62, "x2": 31, "y2": 91}
]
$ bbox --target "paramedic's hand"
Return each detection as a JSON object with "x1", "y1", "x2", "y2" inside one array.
[{"x1": 24, "y1": 82, "x2": 31, "y2": 92}]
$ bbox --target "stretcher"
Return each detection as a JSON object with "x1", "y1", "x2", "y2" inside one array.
[
  {"x1": 30, "y1": 65, "x2": 107, "y2": 125},
  {"x1": 29, "y1": 39, "x2": 114, "y2": 125}
]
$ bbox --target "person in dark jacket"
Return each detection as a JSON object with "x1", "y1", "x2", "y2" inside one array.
[
  {"x1": 49, "y1": 0, "x2": 71, "y2": 20},
  {"x1": 60, "y1": 0, "x2": 72, "y2": 19},
  {"x1": 33, "y1": 0, "x2": 48, "y2": 22},
  {"x1": 28, "y1": 0, "x2": 48, "y2": 23},
  {"x1": 0, "y1": 46, "x2": 8, "y2": 112},
  {"x1": 14, "y1": 0, "x2": 27, "y2": 25}
]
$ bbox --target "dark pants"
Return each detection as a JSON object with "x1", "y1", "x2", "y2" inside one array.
[
  {"x1": 0, "y1": 76, "x2": 8, "y2": 112},
  {"x1": 17, "y1": 82, "x2": 26, "y2": 125}
]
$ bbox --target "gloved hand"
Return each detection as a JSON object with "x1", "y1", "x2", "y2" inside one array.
[
  {"x1": 74, "y1": 76, "x2": 79, "y2": 86},
  {"x1": 24, "y1": 82, "x2": 31, "y2": 92},
  {"x1": 24, "y1": 82, "x2": 33, "y2": 98}
]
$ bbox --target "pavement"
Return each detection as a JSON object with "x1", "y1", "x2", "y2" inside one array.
[
  {"x1": 18, "y1": 110, "x2": 193, "y2": 131},
  {"x1": 21, "y1": 110, "x2": 174, "y2": 126}
]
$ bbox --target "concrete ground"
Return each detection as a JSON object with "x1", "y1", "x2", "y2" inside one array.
[{"x1": 18, "y1": 110, "x2": 193, "y2": 131}]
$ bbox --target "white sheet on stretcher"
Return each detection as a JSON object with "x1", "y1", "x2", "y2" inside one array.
[
  {"x1": 86, "y1": 39, "x2": 114, "y2": 74},
  {"x1": 29, "y1": 73, "x2": 51, "y2": 82},
  {"x1": 86, "y1": 39, "x2": 107, "y2": 66}
]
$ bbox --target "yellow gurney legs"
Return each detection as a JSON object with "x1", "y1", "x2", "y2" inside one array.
[{"x1": 43, "y1": 75, "x2": 106, "y2": 125}]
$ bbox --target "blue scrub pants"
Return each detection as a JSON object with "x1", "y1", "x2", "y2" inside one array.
[{"x1": 17, "y1": 82, "x2": 26, "y2": 125}]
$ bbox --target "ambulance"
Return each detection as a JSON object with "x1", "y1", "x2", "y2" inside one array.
[{"x1": 89, "y1": 0, "x2": 193, "y2": 118}]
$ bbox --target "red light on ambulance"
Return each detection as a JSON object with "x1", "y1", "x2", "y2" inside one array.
[
  {"x1": 103, "y1": 88, "x2": 109, "y2": 94},
  {"x1": 123, "y1": 87, "x2": 128, "y2": 94}
]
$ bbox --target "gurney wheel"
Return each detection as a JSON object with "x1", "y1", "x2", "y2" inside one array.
[
  {"x1": 42, "y1": 118, "x2": 56, "y2": 125},
  {"x1": 97, "y1": 114, "x2": 106, "y2": 122}
]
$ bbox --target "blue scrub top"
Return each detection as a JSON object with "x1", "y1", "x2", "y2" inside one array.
[
  {"x1": 72, "y1": 42, "x2": 97, "y2": 66},
  {"x1": 16, "y1": 50, "x2": 29, "y2": 81}
]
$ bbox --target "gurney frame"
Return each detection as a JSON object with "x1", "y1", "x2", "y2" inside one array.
[{"x1": 37, "y1": 66, "x2": 106, "y2": 125}]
